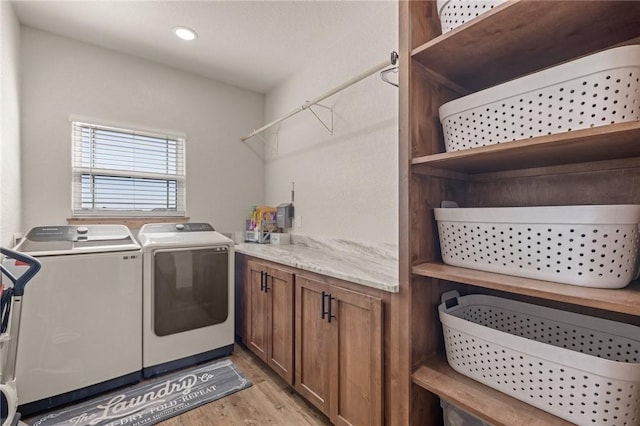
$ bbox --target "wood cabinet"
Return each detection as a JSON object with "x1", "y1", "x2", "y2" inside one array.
[
  {"x1": 395, "y1": 1, "x2": 640, "y2": 425},
  {"x1": 295, "y1": 274, "x2": 383, "y2": 426},
  {"x1": 294, "y1": 275, "x2": 331, "y2": 413},
  {"x1": 245, "y1": 259, "x2": 295, "y2": 384},
  {"x1": 240, "y1": 253, "x2": 388, "y2": 425}
]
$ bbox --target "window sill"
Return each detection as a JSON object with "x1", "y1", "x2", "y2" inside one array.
[{"x1": 67, "y1": 217, "x2": 189, "y2": 229}]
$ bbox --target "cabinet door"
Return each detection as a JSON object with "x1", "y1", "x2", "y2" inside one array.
[
  {"x1": 266, "y1": 265, "x2": 294, "y2": 385},
  {"x1": 245, "y1": 260, "x2": 268, "y2": 362},
  {"x1": 329, "y1": 285, "x2": 383, "y2": 426},
  {"x1": 295, "y1": 275, "x2": 331, "y2": 415}
]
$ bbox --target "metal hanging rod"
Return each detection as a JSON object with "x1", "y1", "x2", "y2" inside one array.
[{"x1": 242, "y1": 51, "x2": 399, "y2": 142}]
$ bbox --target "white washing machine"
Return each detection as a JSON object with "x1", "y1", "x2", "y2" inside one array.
[
  {"x1": 138, "y1": 223, "x2": 234, "y2": 378},
  {"x1": 6, "y1": 225, "x2": 142, "y2": 415}
]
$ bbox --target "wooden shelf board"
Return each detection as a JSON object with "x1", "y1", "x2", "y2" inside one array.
[
  {"x1": 412, "y1": 359, "x2": 572, "y2": 426},
  {"x1": 412, "y1": 262, "x2": 640, "y2": 316},
  {"x1": 411, "y1": 1, "x2": 640, "y2": 92},
  {"x1": 412, "y1": 121, "x2": 640, "y2": 176}
]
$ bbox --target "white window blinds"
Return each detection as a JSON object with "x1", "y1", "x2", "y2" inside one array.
[{"x1": 71, "y1": 121, "x2": 186, "y2": 216}]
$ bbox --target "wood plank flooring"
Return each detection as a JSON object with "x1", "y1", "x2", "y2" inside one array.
[{"x1": 160, "y1": 343, "x2": 331, "y2": 425}]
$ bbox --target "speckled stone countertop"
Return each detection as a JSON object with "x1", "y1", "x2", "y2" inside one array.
[{"x1": 235, "y1": 235, "x2": 398, "y2": 293}]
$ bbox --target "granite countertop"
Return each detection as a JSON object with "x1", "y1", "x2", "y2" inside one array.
[{"x1": 234, "y1": 235, "x2": 398, "y2": 293}]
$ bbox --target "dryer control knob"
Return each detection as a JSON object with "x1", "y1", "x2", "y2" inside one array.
[
  {"x1": 77, "y1": 226, "x2": 89, "y2": 234},
  {"x1": 176, "y1": 224, "x2": 185, "y2": 231}
]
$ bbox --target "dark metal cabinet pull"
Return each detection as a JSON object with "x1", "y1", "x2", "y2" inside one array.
[
  {"x1": 321, "y1": 291, "x2": 337, "y2": 322},
  {"x1": 327, "y1": 294, "x2": 336, "y2": 323},
  {"x1": 260, "y1": 271, "x2": 265, "y2": 292},
  {"x1": 321, "y1": 291, "x2": 327, "y2": 319},
  {"x1": 264, "y1": 272, "x2": 270, "y2": 292}
]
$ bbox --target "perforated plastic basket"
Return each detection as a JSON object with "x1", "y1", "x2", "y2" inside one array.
[
  {"x1": 439, "y1": 291, "x2": 640, "y2": 425},
  {"x1": 439, "y1": 45, "x2": 640, "y2": 152},
  {"x1": 437, "y1": 0, "x2": 507, "y2": 34},
  {"x1": 441, "y1": 399, "x2": 493, "y2": 426},
  {"x1": 435, "y1": 204, "x2": 640, "y2": 288}
]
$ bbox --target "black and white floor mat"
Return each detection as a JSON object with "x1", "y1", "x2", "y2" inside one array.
[{"x1": 28, "y1": 359, "x2": 252, "y2": 426}]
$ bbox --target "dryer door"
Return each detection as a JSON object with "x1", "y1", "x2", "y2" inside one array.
[{"x1": 152, "y1": 246, "x2": 229, "y2": 336}]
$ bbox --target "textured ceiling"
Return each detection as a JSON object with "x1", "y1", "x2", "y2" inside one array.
[{"x1": 12, "y1": 0, "x2": 387, "y2": 93}]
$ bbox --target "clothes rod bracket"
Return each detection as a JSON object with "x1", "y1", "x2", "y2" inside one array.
[
  {"x1": 307, "y1": 103, "x2": 334, "y2": 135},
  {"x1": 380, "y1": 50, "x2": 399, "y2": 87}
]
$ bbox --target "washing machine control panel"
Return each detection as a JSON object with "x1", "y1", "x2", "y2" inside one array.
[
  {"x1": 24, "y1": 226, "x2": 132, "y2": 241},
  {"x1": 141, "y1": 223, "x2": 215, "y2": 233}
]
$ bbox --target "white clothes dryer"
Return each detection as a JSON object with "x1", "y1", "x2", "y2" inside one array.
[
  {"x1": 6, "y1": 225, "x2": 142, "y2": 416},
  {"x1": 137, "y1": 223, "x2": 234, "y2": 378}
]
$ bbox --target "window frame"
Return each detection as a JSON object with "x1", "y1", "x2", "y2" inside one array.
[{"x1": 70, "y1": 120, "x2": 187, "y2": 218}]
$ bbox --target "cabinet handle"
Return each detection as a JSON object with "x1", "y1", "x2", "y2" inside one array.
[
  {"x1": 264, "y1": 272, "x2": 270, "y2": 292},
  {"x1": 260, "y1": 271, "x2": 265, "y2": 292},
  {"x1": 321, "y1": 291, "x2": 328, "y2": 319},
  {"x1": 327, "y1": 294, "x2": 336, "y2": 323}
]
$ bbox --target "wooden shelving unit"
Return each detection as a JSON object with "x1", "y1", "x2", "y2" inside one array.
[
  {"x1": 413, "y1": 262, "x2": 640, "y2": 317},
  {"x1": 411, "y1": 360, "x2": 573, "y2": 426},
  {"x1": 394, "y1": 1, "x2": 640, "y2": 425},
  {"x1": 411, "y1": 1, "x2": 640, "y2": 92},
  {"x1": 411, "y1": 121, "x2": 640, "y2": 176}
]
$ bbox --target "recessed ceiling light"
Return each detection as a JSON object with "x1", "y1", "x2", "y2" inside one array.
[{"x1": 173, "y1": 27, "x2": 197, "y2": 41}]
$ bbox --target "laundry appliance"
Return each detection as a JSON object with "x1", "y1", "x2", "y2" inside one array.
[
  {"x1": 137, "y1": 223, "x2": 234, "y2": 378},
  {"x1": 7, "y1": 225, "x2": 142, "y2": 415}
]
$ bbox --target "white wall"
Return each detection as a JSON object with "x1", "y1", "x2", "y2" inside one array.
[
  {"x1": 0, "y1": 1, "x2": 22, "y2": 247},
  {"x1": 20, "y1": 27, "x2": 264, "y2": 234},
  {"x1": 264, "y1": 1, "x2": 398, "y2": 245}
]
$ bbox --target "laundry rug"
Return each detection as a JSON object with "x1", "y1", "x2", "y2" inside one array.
[{"x1": 28, "y1": 359, "x2": 252, "y2": 426}]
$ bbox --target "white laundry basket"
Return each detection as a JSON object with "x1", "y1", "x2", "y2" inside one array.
[
  {"x1": 439, "y1": 291, "x2": 640, "y2": 426},
  {"x1": 435, "y1": 204, "x2": 640, "y2": 288},
  {"x1": 441, "y1": 399, "x2": 494, "y2": 426},
  {"x1": 439, "y1": 45, "x2": 640, "y2": 152},
  {"x1": 437, "y1": 0, "x2": 507, "y2": 34}
]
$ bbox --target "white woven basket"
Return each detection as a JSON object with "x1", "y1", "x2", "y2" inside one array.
[
  {"x1": 439, "y1": 291, "x2": 640, "y2": 426},
  {"x1": 437, "y1": 0, "x2": 507, "y2": 34},
  {"x1": 439, "y1": 45, "x2": 640, "y2": 152},
  {"x1": 435, "y1": 204, "x2": 640, "y2": 288},
  {"x1": 441, "y1": 399, "x2": 493, "y2": 426}
]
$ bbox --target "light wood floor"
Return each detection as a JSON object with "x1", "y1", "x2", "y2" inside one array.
[{"x1": 160, "y1": 343, "x2": 331, "y2": 425}]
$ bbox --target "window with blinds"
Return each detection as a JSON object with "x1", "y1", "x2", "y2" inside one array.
[{"x1": 71, "y1": 121, "x2": 186, "y2": 216}]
